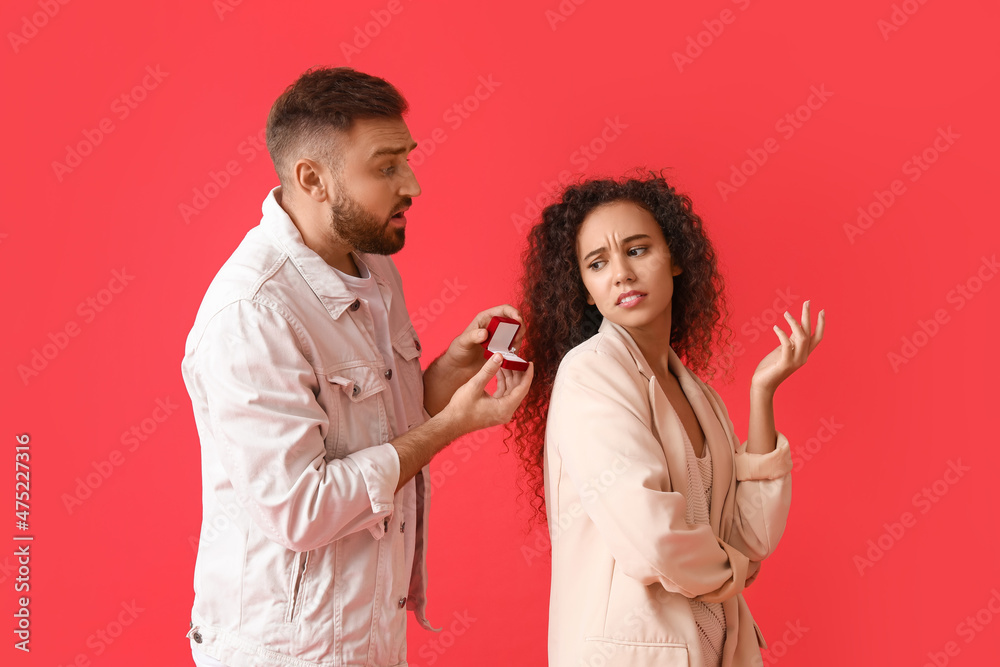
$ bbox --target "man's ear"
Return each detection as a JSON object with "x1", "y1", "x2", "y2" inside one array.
[{"x1": 293, "y1": 158, "x2": 328, "y2": 202}]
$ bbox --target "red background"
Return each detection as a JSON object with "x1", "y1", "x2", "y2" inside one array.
[{"x1": 3, "y1": 0, "x2": 999, "y2": 665}]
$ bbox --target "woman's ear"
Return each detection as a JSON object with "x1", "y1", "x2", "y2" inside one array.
[
  {"x1": 671, "y1": 262, "x2": 683, "y2": 277},
  {"x1": 586, "y1": 292, "x2": 595, "y2": 305}
]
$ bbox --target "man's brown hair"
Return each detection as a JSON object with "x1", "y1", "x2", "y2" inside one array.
[{"x1": 266, "y1": 67, "x2": 409, "y2": 185}]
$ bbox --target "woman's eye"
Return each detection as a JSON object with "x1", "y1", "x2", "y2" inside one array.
[
  {"x1": 589, "y1": 260, "x2": 605, "y2": 271},
  {"x1": 628, "y1": 246, "x2": 648, "y2": 257}
]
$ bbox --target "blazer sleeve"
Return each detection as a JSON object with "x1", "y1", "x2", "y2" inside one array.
[
  {"x1": 547, "y1": 348, "x2": 750, "y2": 603},
  {"x1": 705, "y1": 384, "x2": 793, "y2": 563}
]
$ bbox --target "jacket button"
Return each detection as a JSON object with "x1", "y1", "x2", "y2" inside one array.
[
  {"x1": 398, "y1": 597, "x2": 407, "y2": 608},
  {"x1": 352, "y1": 385, "x2": 360, "y2": 397},
  {"x1": 384, "y1": 368, "x2": 392, "y2": 380},
  {"x1": 414, "y1": 340, "x2": 421, "y2": 351},
  {"x1": 192, "y1": 631, "x2": 203, "y2": 644},
  {"x1": 350, "y1": 299, "x2": 360, "y2": 311}
]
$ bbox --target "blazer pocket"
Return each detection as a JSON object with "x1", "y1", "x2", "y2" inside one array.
[{"x1": 583, "y1": 637, "x2": 688, "y2": 667}]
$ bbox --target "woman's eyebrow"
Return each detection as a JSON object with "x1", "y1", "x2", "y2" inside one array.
[{"x1": 582, "y1": 234, "x2": 652, "y2": 262}]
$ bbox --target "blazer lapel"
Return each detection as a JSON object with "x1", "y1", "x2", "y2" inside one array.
[
  {"x1": 648, "y1": 375, "x2": 691, "y2": 499},
  {"x1": 599, "y1": 319, "x2": 691, "y2": 497},
  {"x1": 667, "y1": 347, "x2": 735, "y2": 536}
]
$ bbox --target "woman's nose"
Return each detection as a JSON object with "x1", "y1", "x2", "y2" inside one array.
[{"x1": 612, "y1": 258, "x2": 635, "y2": 284}]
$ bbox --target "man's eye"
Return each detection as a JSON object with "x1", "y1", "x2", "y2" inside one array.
[{"x1": 382, "y1": 166, "x2": 396, "y2": 175}]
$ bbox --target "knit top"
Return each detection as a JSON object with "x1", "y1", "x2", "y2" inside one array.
[{"x1": 681, "y1": 427, "x2": 727, "y2": 666}]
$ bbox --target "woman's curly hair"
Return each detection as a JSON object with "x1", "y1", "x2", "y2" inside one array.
[{"x1": 504, "y1": 171, "x2": 734, "y2": 523}]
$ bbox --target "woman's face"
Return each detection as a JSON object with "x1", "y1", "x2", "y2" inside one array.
[{"x1": 575, "y1": 200, "x2": 682, "y2": 333}]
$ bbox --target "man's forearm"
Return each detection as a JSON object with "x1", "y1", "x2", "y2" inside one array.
[
  {"x1": 421, "y1": 356, "x2": 475, "y2": 417},
  {"x1": 390, "y1": 412, "x2": 463, "y2": 491}
]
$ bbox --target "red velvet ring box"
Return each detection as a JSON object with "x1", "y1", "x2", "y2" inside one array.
[{"x1": 481, "y1": 316, "x2": 529, "y2": 371}]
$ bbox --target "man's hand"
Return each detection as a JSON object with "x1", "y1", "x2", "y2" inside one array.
[
  {"x1": 438, "y1": 352, "x2": 534, "y2": 435},
  {"x1": 391, "y1": 352, "x2": 533, "y2": 491},
  {"x1": 422, "y1": 304, "x2": 525, "y2": 416},
  {"x1": 442, "y1": 304, "x2": 524, "y2": 374}
]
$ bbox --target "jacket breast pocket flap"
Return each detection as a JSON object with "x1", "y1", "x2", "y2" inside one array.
[
  {"x1": 326, "y1": 366, "x2": 385, "y2": 402},
  {"x1": 391, "y1": 331, "x2": 422, "y2": 362}
]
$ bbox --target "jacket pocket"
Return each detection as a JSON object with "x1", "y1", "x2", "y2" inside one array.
[
  {"x1": 391, "y1": 327, "x2": 424, "y2": 430},
  {"x1": 285, "y1": 550, "x2": 310, "y2": 624},
  {"x1": 325, "y1": 365, "x2": 388, "y2": 458},
  {"x1": 583, "y1": 637, "x2": 688, "y2": 667},
  {"x1": 327, "y1": 365, "x2": 387, "y2": 402}
]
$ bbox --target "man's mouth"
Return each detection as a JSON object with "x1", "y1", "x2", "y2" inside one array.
[{"x1": 389, "y1": 207, "x2": 408, "y2": 226}]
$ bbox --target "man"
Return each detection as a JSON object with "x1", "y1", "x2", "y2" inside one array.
[{"x1": 181, "y1": 67, "x2": 533, "y2": 667}]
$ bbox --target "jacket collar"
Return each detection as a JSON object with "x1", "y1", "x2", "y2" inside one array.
[
  {"x1": 597, "y1": 317, "x2": 688, "y2": 383},
  {"x1": 260, "y1": 186, "x2": 393, "y2": 319}
]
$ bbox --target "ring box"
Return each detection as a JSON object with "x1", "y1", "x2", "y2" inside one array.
[{"x1": 481, "y1": 316, "x2": 529, "y2": 371}]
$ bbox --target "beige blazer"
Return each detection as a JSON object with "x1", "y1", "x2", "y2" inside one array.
[{"x1": 543, "y1": 318, "x2": 793, "y2": 667}]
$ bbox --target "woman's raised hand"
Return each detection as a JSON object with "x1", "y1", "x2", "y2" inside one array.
[{"x1": 751, "y1": 300, "x2": 825, "y2": 394}]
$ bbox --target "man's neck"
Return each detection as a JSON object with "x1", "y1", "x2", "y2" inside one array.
[{"x1": 277, "y1": 187, "x2": 361, "y2": 277}]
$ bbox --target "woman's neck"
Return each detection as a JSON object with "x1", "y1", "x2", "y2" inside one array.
[{"x1": 624, "y1": 314, "x2": 673, "y2": 380}]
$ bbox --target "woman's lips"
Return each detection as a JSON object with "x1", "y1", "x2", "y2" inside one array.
[{"x1": 617, "y1": 291, "x2": 647, "y2": 307}]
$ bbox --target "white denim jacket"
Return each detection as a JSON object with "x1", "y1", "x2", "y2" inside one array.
[{"x1": 181, "y1": 187, "x2": 434, "y2": 667}]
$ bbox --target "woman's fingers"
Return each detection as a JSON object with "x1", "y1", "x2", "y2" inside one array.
[
  {"x1": 810, "y1": 309, "x2": 826, "y2": 352},
  {"x1": 772, "y1": 324, "x2": 793, "y2": 360},
  {"x1": 784, "y1": 311, "x2": 810, "y2": 364}
]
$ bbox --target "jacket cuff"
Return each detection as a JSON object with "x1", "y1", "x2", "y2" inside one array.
[
  {"x1": 351, "y1": 442, "x2": 400, "y2": 515},
  {"x1": 734, "y1": 431, "x2": 793, "y2": 481}
]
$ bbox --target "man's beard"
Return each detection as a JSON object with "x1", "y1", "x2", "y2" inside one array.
[{"x1": 329, "y1": 185, "x2": 408, "y2": 256}]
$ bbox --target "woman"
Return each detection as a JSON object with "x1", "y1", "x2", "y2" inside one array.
[{"x1": 508, "y1": 174, "x2": 824, "y2": 666}]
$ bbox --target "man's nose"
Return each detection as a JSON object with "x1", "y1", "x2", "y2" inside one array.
[{"x1": 400, "y1": 163, "x2": 421, "y2": 198}]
